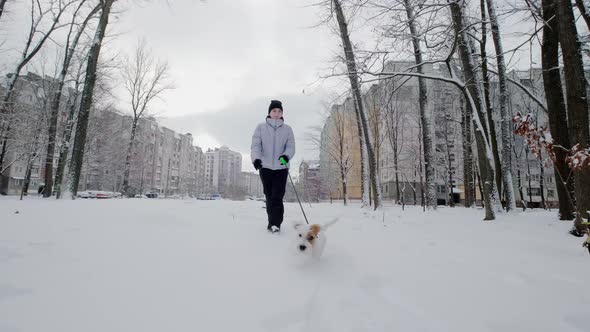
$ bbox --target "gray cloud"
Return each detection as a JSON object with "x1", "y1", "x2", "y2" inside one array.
[{"x1": 109, "y1": 0, "x2": 337, "y2": 116}]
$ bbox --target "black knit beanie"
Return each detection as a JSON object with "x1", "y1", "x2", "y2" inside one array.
[{"x1": 268, "y1": 100, "x2": 283, "y2": 114}]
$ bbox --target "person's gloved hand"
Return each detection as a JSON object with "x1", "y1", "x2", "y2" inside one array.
[
  {"x1": 253, "y1": 159, "x2": 262, "y2": 170},
  {"x1": 278, "y1": 155, "x2": 289, "y2": 165}
]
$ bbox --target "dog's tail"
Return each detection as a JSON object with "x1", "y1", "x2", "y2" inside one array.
[{"x1": 322, "y1": 218, "x2": 339, "y2": 230}]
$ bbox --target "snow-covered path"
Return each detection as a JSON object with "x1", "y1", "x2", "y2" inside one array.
[{"x1": 0, "y1": 198, "x2": 588, "y2": 332}]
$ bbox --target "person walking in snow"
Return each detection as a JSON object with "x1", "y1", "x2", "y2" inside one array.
[{"x1": 250, "y1": 100, "x2": 295, "y2": 233}]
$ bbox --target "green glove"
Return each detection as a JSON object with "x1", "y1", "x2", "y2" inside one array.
[{"x1": 279, "y1": 155, "x2": 289, "y2": 165}]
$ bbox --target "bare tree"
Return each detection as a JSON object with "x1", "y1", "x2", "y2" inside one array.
[
  {"x1": 479, "y1": 0, "x2": 503, "y2": 201},
  {"x1": 485, "y1": 0, "x2": 516, "y2": 211},
  {"x1": 460, "y1": 94, "x2": 475, "y2": 207},
  {"x1": 366, "y1": 86, "x2": 387, "y2": 187},
  {"x1": 512, "y1": 141, "x2": 527, "y2": 210},
  {"x1": 68, "y1": 0, "x2": 116, "y2": 198},
  {"x1": 402, "y1": 0, "x2": 436, "y2": 209},
  {"x1": 54, "y1": 55, "x2": 85, "y2": 199},
  {"x1": 329, "y1": 106, "x2": 354, "y2": 204},
  {"x1": 0, "y1": 0, "x2": 75, "y2": 194},
  {"x1": 384, "y1": 88, "x2": 406, "y2": 204},
  {"x1": 43, "y1": 0, "x2": 101, "y2": 197},
  {"x1": 2, "y1": 74, "x2": 52, "y2": 199},
  {"x1": 540, "y1": 0, "x2": 574, "y2": 219},
  {"x1": 331, "y1": 0, "x2": 381, "y2": 209},
  {"x1": 20, "y1": 109, "x2": 46, "y2": 200},
  {"x1": 120, "y1": 39, "x2": 172, "y2": 197},
  {"x1": 448, "y1": 0, "x2": 500, "y2": 220},
  {"x1": 556, "y1": 0, "x2": 590, "y2": 231},
  {"x1": 436, "y1": 90, "x2": 462, "y2": 207},
  {"x1": 309, "y1": 103, "x2": 356, "y2": 205}
]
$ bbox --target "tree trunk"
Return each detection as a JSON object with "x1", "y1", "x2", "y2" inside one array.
[
  {"x1": 419, "y1": 122, "x2": 425, "y2": 209},
  {"x1": 20, "y1": 150, "x2": 42, "y2": 200},
  {"x1": 540, "y1": 161, "x2": 547, "y2": 209},
  {"x1": 575, "y1": 0, "x2": 590, "y2": 32},
  {"x1": 165, "y1": 158, "x2": 171, "y2": 197},
  {"x1": 476, "y1": 167, "x2": 484, "y2": 207},
  {"x1": 20, "y1": 163, "x2": 33, "y2": 200},
  {"x1": 542, "y1": 0, "x2": 574, "y2": 219},
  {"x1": 404, "y1": 0, "x2": 436, "y2": 209},
  {"x1": 449, "y1": 0, "x2": 499, "y2": 220},
  {"x1": 394, "y1": 150, "x2": 400, "y2": 203},
  {"x1": 55, "y1": 86, "x2": 79, "y2": 199},
  {"x1": 338, "y1": 127, "x2": 348, "y2": 205},
  {"x1": 0, "y1": 78, "x2": 19, "y2": 194},
  {"x1": 0, "y1": 0, "x2": 8, "y2": 22},
  {"x1": 517, "y1": 168, "x2": 526, "y2": 210},
  {"x1": 526, "y1": 148, "x2": 533, "y2": 208},
  {"x1": 122, "y1": 119, "x2": 138, "y2": 196},
  {"x1": 461, "y1": 96, "x2": 475, "y2": 207},
  {"x1": 353, "y1": 101, "x2": 369, "y2": 206},
  {"x1": 340, "y1": 166, "x2": 348, "y2": 206},
  {"x1": 480, "y1": 0, "x2": 503, "y2": 201},
  {"x1": 21, "y1": 120, "x2": 44, "y2": 200},
  {"x1": 556, "y1": 0, "x2": 590, "y2": 226},
  {"x1": 447, "y1": 138, "x2": 455, "y2": 207},
  {"x1": 486, "y1": 0, "x2": 516, "y2": 211},
  {"x1": 386, "y1": 101, "x2": 401, "y2": 203},
  {"x1": 43, "y1": 82, "x2": 65, "y2": 197},
  {"x1": 333, "y1": 0, "x2": 381, "y2": 209},
  {"x1": 68, "y1": 0, "x2": 115, "y2": 198}
]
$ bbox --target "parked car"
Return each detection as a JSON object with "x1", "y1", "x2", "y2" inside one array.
[
  {"x1": 95, "y1": 192, "x2": 110, "y2": 199},
  {"x1": 211, "y1": 193, "x2": 222, "y2": 200},
  {"x1": 94, "y1": 191, "x2": 119, "y2": 199},
  {"x1": 145, "y1": 192, "x2": 158, "y2": 198},
  {"x1": 77, "y1": 191, "x2": 95, "y2": 199}
]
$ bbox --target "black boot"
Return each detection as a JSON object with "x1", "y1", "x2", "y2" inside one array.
[{"x1": 569, "y1": 227, "x2": 585, "y2": 237}]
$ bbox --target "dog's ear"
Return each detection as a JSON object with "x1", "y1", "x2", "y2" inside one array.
[{"x1": 310, "y1": 224, "x2": 321, "y2": 237}]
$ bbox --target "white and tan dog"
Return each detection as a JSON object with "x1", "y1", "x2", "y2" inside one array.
[{"x1": 293, "y1": 218, "x2": 338, "y2": 259}]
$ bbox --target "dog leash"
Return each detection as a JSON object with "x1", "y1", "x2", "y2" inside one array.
[{"x1": 280, "y1": 157, "x2": 309, "y2": 225}]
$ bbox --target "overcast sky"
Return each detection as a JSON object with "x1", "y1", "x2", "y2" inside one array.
[
  {"x1": 110, "y1": 0, "x2": 358, "y2": 174},
  {"x1": 0, "y1": 0, "x2": 349, "y2": 174},
  {"x1": 110, "y1": 0, "x2": 344, "y2": 172}
]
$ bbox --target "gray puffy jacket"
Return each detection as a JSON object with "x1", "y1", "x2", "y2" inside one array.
[{"x1": 251, "y1": 118, "x2": 295, "y2": 170}]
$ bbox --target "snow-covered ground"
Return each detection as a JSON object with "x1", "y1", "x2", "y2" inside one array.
[{"x1": 0, "y1": 197, "x2": 588, "y2": 332}]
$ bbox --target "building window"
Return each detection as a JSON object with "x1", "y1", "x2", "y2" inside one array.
[{"x1": 527, "y1": 188, "x2": 541, "y2": 196}]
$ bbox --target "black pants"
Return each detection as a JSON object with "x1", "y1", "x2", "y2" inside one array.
[{"x1": 259, "y1": 168, "x2": 288, "y2": 229}]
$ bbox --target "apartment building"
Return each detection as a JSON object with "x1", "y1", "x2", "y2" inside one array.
[
  {"x1": 320, "y1": 61, "x2": 559, "y2": 207},
  {"x1": 0, "y1": 72, "x2": 74, "y2": 195},
  {"x1": 205, "y1": 146, "x2": 242, "y2": 195}
]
